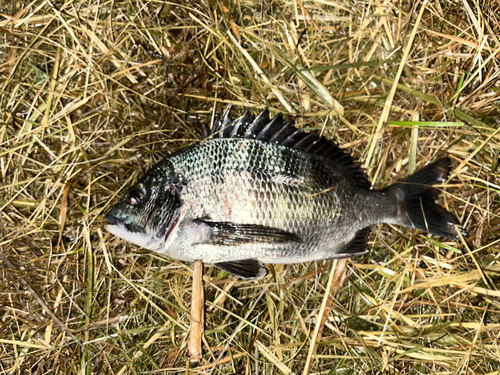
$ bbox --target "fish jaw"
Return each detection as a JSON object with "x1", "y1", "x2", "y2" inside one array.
[{"x1": 104, "y1": 216, "x2": 165, "y2": 251}]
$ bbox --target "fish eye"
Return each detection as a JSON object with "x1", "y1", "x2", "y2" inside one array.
[{"x1": 127, "y1": 189, "x2": 145, "y2": 206}]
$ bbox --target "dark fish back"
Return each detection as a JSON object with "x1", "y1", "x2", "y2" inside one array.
[{"x1": 203, "y1": 107, "x2": 371, "y2": 188}]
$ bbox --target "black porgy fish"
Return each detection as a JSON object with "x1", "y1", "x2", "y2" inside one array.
[{"x1": 104, "y1": 108, "x2": 463, "y2": 279}]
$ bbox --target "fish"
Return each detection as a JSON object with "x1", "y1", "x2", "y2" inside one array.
[{"x1": 104, "y1": 108, "x2": 464, "y2": 279}]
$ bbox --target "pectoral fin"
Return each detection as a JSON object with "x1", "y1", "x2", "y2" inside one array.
[
  {"x1": 195, "y1": 220, "x2": 301, "y2": 246},
  {"x1": 215, "y1": 259, "x2": 267, "y2": 279}
]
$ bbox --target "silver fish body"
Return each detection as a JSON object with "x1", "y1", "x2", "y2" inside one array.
[{"x1": 105, "y1": 109, "x2": 462, "y2": 279}]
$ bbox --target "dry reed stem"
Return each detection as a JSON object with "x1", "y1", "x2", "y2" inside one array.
[{"x1": 188, "y1": 260, "x2": 204, "y2": 363}]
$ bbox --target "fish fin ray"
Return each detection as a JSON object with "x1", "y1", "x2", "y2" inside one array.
[
  {"x1": 243, "y1": 108, "x2": 270, "y2": 138},
  {"x1": 230, "y1": 109, "x2": 253, "y2": 138},
  {"x1": 205, "y1": 108, "x2": 370, "y2": 188},
  {"x1": 268, "y1": 120, "x2": 297, "y2": 143},
  {"x1": 203, "y1": 105, "x2": 234, "y2": 139},
  {"x1": 195, "y1": 220, "x2": 302, "y2": 245},
  {"x1": 280, "y1": 126, "x2": 302, "y2": 147},
  {"x1": 256, "y1": 113, "x2": 286, "y2": 141},
  {"x1": 214, "y1": 259, "x2": 267, "y2": 279},
  {"x1": 387, "y1": 158, "x2": 465, "y2": 239},
  {"x1": 333, "y1": 227, "x2": 371, "y2": 258},
  {"x1": 289, "y1": 131, "x2": 316, "y2": 150}
]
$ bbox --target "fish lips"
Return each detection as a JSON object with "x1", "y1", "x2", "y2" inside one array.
[{"x1": 104, "y1": 213, "x2": 123, "y2": 227}]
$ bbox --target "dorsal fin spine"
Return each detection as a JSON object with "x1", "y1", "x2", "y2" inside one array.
[
  {"x1": 282, "y1": 128, "x2": 303, "y2": 147},
  {"x1": 255, "y1": 114, "x2": 282, "y2": 141},
  {"x1": 289, "y1": 130, "x2": 315, "y2": 149},
  {"x1": 268, "y1": 120, "x2": 296, "y2": 143},
  {"x1": 243, "y1": 109, "x2": 268, "y2": 138}
]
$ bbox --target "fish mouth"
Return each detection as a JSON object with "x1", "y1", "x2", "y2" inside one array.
[
  {"x1": 103, "y1": 213, "x2": 127, "y2": 238},
  {"x1": 104, "y1": 213, "x2": 123, "y2": 228},
  {"x1": 104, "y1": 214, "x2": 124, "y2": 233},
  {"x1": 165, "y1": 215, "x2": 180, "y2": 242}
]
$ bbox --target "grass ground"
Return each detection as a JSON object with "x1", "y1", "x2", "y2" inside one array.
[{"x1": 1, "y1": 0, "x2": 499, "y2": 374}]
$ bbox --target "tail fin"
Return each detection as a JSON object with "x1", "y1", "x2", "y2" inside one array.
[{"x1": 386, "y1": 158, "x2": 463, "y2": 239}]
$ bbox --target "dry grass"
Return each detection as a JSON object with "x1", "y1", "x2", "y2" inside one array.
[{"x1": 1, "y1": 0, "x2": 499, "y2": 374}]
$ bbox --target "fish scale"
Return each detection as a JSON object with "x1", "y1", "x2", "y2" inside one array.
[
  {"x1": 173, "y1": 139, "x2": 340, "y2": 229},
  {"x1": 105, "y1": 108, "x2": 463, "y2": 279}
]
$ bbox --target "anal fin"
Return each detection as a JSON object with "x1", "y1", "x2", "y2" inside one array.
[
  {"x1": 332, "y1": 227, "x2": 371, "y2": 258},
  {"x1": 214, "y1": 259, "x2": 267, "y2": 279}
]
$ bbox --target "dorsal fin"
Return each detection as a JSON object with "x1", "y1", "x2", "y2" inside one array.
[{"x1": 202, "y1": 108, "x2": 370, "y2": 188}]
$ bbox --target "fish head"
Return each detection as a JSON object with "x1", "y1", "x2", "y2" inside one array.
[{"x1": 104, "y1": 160, "x2": 182, "y2": 252}]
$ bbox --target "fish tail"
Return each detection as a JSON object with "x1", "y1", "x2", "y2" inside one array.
[{"x1": 386, "y1": 158, "x2": 463, "y2": 239}]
